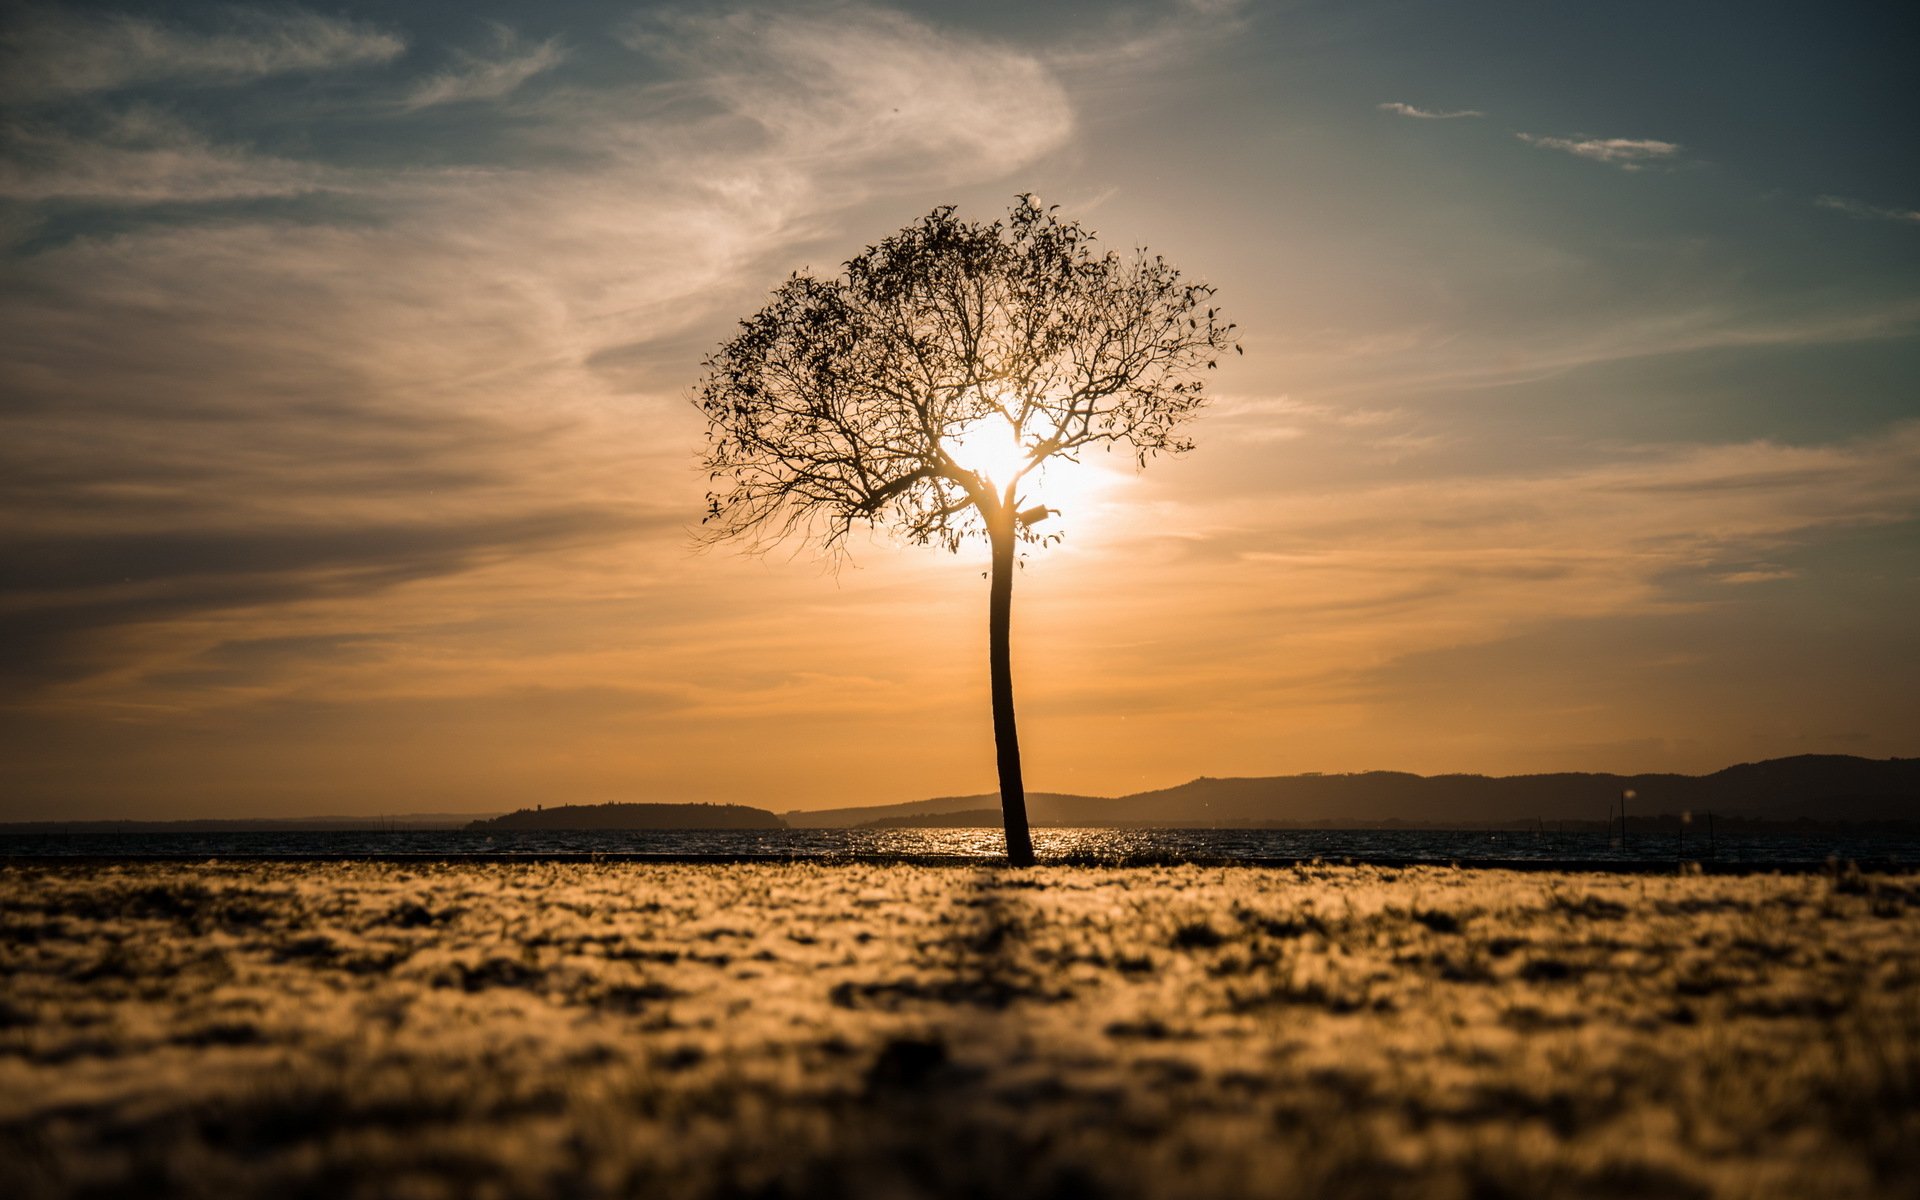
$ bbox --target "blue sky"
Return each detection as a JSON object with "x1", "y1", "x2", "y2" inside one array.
[{"x1": 2, "y1": 0, "x2": 1916, "y2": 817}]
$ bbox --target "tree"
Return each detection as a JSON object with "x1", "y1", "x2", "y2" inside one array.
[{"x1": 697, "y1": 196, "x2": 1236, "y2": 866}]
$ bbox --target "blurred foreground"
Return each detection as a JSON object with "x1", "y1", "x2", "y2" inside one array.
[{"x1": 4, "y1": 861, "x2": 1918, "y2": 1198}]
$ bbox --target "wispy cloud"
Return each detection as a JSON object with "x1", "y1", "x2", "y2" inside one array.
[
  {"x1": 1816, "y1": 195, "x2": 1920, "y2": 224},
  {"x1": 0, "y1": 107, "x2": 335, "y2": 203},
  {"x1": 622, "y1": 7, "x2": 1071, "y2": 185},
  {"x1": 1517, "y1": 133, "x2": 1681, "y2": 169},
  {"x1": 402, "y1": 28, "x2": 566, "y2": 110},
  {"x1": 1086, "y1": 421, "x2": 1920, "y2": 711},
  {"x1": 1715, "y1": 567, "x2": 1796, "y2": 585},
  {"x1": 1377, "y1": 101, "x2": 1483, "y2": 120},
  {"x1": 0, "y1": 6, "x2": 404, "y2": 100},
  {"x1": 1041, "y1": 0, "x2": 1251, "y2": 77},
  {"x1": 1177, "y1": 0, "x2": 1251, "y2": 15},
  {"x1": 0, "y1": 4, "x2": 1077, "y2": 704}
]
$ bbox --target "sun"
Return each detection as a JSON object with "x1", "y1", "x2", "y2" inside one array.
[
  {"x1": 944, "y1": 413, "x2": 1122, "y2": 527},
  {"x1": 945, "y1": 415, "x2": 1031, "y2": 488}
]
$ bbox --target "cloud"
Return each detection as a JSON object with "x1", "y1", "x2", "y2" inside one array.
[
  {"x1": 0, "y1": 4, "x2": 1077, "y2": 703},
  {"x1": 1074, "y1": 421, "x2": 1920, "y2": 722},
  {"x1": 1272, "y1": 290, "x2": 1920, "y2": 408},
  {"x1": 0, "y1": 107, "x2": 335, "y2": 203},
  {"x1": 1517, "y1": 132, "x2": 1681, "y2": 169},
  {"x1": 401, "y1": 28, "x2": 566, "y2": 110},
  {"x1": 1040, "y1": 0, "x2": 1251, "y2": 77},
  {"x1": 0, "y1": 508, "x2": 640, "y2": 688},
  {"x1": 0, "y1": 6, "x2": 404, "y2": 100},
  {"x1": 1377, "y1": 102, "x2": 1483, "y2": 120},
  {"x1": 1177, "y1": 0, "x2": 1250, "y2": 15},
  {"x1": 622, "y1": 7, "x2": 1071, "y2": 185},
  {"x1": 1715, "y1": 567, "x2": 1796, "y2": 585},
  {"x1": 1815, "y1": 195, "x2": 1920, "y2": 224}
]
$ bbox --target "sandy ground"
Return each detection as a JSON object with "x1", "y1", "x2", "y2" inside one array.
[{"x1": 3, "y1": 860, "x2": 1918, "y2": 1199}]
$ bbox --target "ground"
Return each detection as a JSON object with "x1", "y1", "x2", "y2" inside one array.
[{"x1": 3, "y1": 860, "x2": 1918, "y2": 1199}]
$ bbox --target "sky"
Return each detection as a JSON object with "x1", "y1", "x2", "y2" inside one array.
[{"x1": 2, "y1": 0, "x2": 1917, "y2": 819}]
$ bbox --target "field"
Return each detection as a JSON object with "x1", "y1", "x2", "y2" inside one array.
[{"x1": 4, "y1": 860, "x2": 1919, "y2": 1199}]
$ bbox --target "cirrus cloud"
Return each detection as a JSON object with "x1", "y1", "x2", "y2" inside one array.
[
  {"x1": 1816, "y1": 195, "x2": 1920, "y2": 224},
  {"x1": 401, "y1": 27, "x2": 567, "y2": 110},
  {"x1": 0, "y1": 5, "x2": 404, "y2": 100},
  {"x1": 0, "y1": 106, "x2": 337, "y2": 203},
  {"x1": 0, "y1": 3, "x2": 1079, "y2": 704},
  {"x1": 1377, "y1": 101, "x2": 1483, "y2": 120},
  {"x1": 1517, "y1": 132, "x2": 1682, "y2": 170}
]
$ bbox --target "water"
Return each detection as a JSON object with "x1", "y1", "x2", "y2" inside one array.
[{"x1": 4, "y1": 826, "x2": 1915, "y2": 869}]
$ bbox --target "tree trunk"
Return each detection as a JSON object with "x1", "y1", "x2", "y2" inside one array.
[{"x1": 988, "y1": 515, "x2": 1035, "y2": 867}]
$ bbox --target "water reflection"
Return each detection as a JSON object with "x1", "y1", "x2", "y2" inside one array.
[{"x1": 4, "y1": 825, "x2": 1914, "y2": 867}]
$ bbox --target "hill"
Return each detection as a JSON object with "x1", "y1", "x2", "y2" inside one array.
[
  {"x1": 788, "y1": 792, "x2": 1111, "y2": 829},
  {"x1": 788, "y1": 755, "x2": 1920, "y2": 828},
  {"x1": 468, "y1": 803, "x2": 785, "y2": 832}
]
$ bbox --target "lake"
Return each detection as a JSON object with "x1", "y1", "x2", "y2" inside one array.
[{"x1": 4, "y1": 825, "x2": 1914, "y2": 868}]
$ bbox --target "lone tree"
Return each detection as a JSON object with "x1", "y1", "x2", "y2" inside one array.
[{"x1": 697, "y1": 196, "x2": 1236, "y2": 866}]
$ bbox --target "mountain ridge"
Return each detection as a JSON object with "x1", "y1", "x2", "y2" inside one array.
[
  {"x1": 4, "y1": 756, "x2": 1910, "y2": 832},
  {"x1": 784, "y1": 755, "x2": 1920, "y2": 828}
]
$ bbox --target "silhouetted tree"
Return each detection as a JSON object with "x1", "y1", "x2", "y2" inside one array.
[{"x1": 698, "y1": 196, "x2": 1236, "y2": 866}]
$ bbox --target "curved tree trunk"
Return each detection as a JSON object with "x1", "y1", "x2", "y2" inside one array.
[{"x1": 988, "y1": 515, "x2": 1035, "y2": 867}]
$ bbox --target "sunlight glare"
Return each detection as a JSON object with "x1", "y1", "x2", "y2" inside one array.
[
  {"x1": 944, "y1": 413, "x2": 1124, "y2": 528},
  {"x1": 946, "y1": 415, "x2": 1031, "y2": 487}
]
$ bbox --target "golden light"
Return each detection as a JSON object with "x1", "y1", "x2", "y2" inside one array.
[
  {"x1": 945, "y1": 414, "x2": 1031, "y2": 488},
  {"x1": 944, "y1": 412, "x2": 1123, "y2": 526},
  {"x1": 1024, "y1": 452, "x2": 1120, "y2": 522}
]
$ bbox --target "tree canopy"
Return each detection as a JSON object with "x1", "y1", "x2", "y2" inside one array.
[{"x1": 697, "y1": 196, "x2": 1237, "y2": 555}]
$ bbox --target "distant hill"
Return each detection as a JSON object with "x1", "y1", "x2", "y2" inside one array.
[
  {"x1": 789, "y1": 792, "x2": 1111, "y2": 829},
  {"x1": 789, "y1": 756, "x2": 1920, "y2": 828},
  {"x1": 468, "y1": 802, "x2": 784, "y2": 832},
  {"x1": 7, "y1": 756, "x2": 1910, "y2": 835},
  {"x1": 859, "y1": 809, "x2": 1006, "y2": 829}
]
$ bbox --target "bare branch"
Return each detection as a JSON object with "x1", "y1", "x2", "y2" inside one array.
[{"x1": 696, "y1": 196, "x2": 1238, "y2": 558}]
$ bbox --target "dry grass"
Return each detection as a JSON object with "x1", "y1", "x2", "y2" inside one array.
[{"x1": 3, "y1": 861, "x2": 1919, "y2": 1198}]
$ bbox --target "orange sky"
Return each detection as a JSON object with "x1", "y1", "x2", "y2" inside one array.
[{"x1": 3, "y1": 1, "x2": 1917, "y2": 819}]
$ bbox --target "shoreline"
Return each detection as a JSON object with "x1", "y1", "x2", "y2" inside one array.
[{"x1": 3, "y1": 851, "x2": 1915, "y2": 873}]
